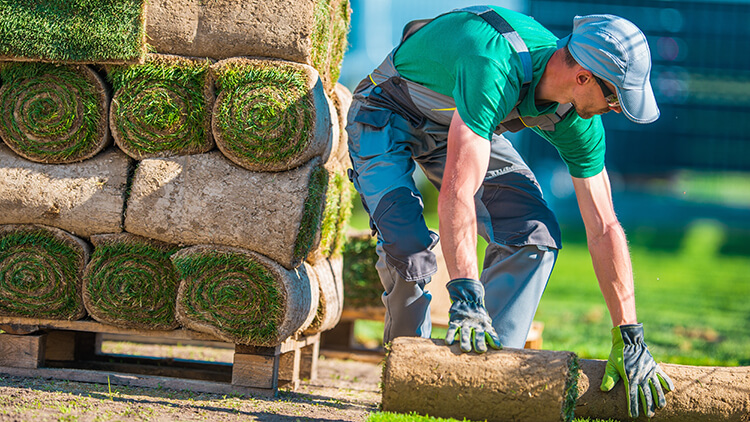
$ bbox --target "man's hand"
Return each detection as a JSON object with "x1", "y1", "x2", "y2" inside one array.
[
  {"x1": 601, "y1": 323, "x2": 675, "y2": 418},
  {"x1": 444, "y1": 278, "x2": 502, "y2": 353}
]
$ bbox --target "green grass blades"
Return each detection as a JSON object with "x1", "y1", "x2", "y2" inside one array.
[
  {"x1": 342, "y1": 233, "x2": 384, "y2": 308},
  {"x1": 328, "y1": 0, "x2": 351, "y2": 85},
  {"x1": 172, "y1": 247, "x2": 284, "y2": 346},
  {"x1": 212, "y1": 58, "x2": 317, "y2": 171},
  {"x1": 0, "y1": 225, "x2": 88, "y2": 320},
  {"x1": 0, "y1": 62, "x2": 109, "y2": 163},
  {"x1": 108, "y1": 54, "x2": 215, "y2": 159},
  {"x1": 295, "y1": 165, "x2": 330, "y2": 265},
  {"x1": 0, "y1": 0, "x2": 146, "y2": 64},
  {"x1": 83, "y1": 234, "x2": 180, "y2": 330}
]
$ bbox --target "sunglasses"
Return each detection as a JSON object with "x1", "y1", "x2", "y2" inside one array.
[{"x1": 593, "y1": 76, "x2": 620, "y2": 108}]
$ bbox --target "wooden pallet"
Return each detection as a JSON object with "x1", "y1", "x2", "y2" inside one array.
[{"x1": 0, "y1": 316, "x2": 319, "y2": 398}]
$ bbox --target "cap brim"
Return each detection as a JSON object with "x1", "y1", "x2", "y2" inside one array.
[{"x1": 617, "y1": 79, "x2": 660, "y2": 124}]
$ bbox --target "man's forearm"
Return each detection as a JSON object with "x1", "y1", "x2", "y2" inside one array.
[
  {"x1": 438, "y1": 190, "x2": 479, "y2": 280},
  {"x1": 587, "y1": 221, "x2": 638, "y2": 326}
]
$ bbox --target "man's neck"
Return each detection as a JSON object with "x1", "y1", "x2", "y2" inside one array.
[{"x1": 536, "y1": 49, "x2": 574, "y2": 105}]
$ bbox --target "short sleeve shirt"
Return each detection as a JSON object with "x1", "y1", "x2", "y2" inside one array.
[{"x1": 393, "y1": 6, "x2": 606, "y2": 178}]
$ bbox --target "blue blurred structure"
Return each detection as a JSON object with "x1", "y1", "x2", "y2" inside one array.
[{"x1": 339, "y1": 0, "x2": 750, "y2": 233}]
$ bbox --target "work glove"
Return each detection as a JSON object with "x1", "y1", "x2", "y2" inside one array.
[
  {"x1": 444, "y1": 278, "x2": 502, "y2": 353},
  {"x1": 601, "y1": 323, "x2": 675, "y2": 418}
]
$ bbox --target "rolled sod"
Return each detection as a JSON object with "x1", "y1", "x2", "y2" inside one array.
[
  {"x1": 172, "y1": 245, "x2": 315, "y2": 346},
  {"x1": 306, "y1": 169, "x2": 347, "y2": 263},
  {"x1": 82, "y1": 233, "x2": 180, "y2": 330},
  {"x1": 331, "y1": 82, "x2": 352, "y2": 168},
  {"x1": 144, "y1": 0, "x2": 348, "y2": 90},
  {"x1": 108, "y1": 54, "x2": 215, "y2": 160},
  {"x1": 0, "y1": 224, "x2": 90, "y2": 320},
  {"x1": 575, "y1": 359, "x2": 750, "y2": 421},
  {"x1": 124, "y1": 151, "x2": 329, "y2": 269},
  {"x1": 211, "y1": 57, "x2": 332, "y2": 172},
  {"x1": 382, "y1": 337, "x2": 580, "y2": 422},
  {"x1": 0, "y1": 144, "x2": 132, "y2": 238},
  {"x1": 341, "y1": 232, "x2": 383, "y2": 309},
  {"x1": 0, "y1": 0, "x2": 146, "y2": 64},
  {"x1": 303, "y1": 257, "x2": 343, "y2": 335},
  {"x1": 0, "y1": 63, "x2": 111, "y2": 164}
]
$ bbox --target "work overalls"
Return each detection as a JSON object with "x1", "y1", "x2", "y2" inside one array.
[{"x1": 346, "y1": 6, "x2": 567, "y2": 348}]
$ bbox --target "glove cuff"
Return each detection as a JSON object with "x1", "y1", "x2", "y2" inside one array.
[
  {"x1": 614, "y1": 323, "x2": 645, "y2": 346},
  {"x1": 446, "y1": 278, "x2": 485, "y2": 305}
]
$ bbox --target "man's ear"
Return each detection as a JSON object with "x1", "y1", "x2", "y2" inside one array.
[{"x1": 575, "y1": 70, "x2": 593, "y2": 86}]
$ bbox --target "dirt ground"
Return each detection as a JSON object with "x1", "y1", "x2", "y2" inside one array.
[{"x1": 0, "y1": 340, "x2": 384, "y2": 422}]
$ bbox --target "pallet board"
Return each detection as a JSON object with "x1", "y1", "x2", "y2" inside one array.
[{"x1": 0, "y1": 317, "x2": 319, "y2": 397}]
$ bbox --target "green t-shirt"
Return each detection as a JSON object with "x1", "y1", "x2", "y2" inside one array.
[{"x1": 393, "y1": 6, "x2": 605, "y2": 178}]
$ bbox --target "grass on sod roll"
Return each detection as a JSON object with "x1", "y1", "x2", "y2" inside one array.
[
  {"x1": 108, "y1": 55, "x2": 214, "y2": 158},
  {"x1": 0, "y1": 62, "x2": 107, "y2": 163},
  {"x1": 342, "y1": 234, "x2": 383, "y2": 309},
  {"x1": 84, "y1": 237, "x2": 180, "y2": 330},
  {"x1": 329, "y1": 0, "x2": 351, "y2": 85},
  {"x1": 213, "y1": 60, "x2": 316, "y2": 167},
  {"x1": 0, "y1": 227, "x2": 87, "y2": 320},
  {"x1": 294, "y1": 165, "x2": 330, "y2": 265},
  {"x1": 331, "y1": 175, "x2": 355, "y2": 258},
  {"x1": 311, "y1": 0, "x2": 332, "y2": 79},
  {"x1": 316, "y1": 171, "x2": 344, "y2": 258},
  {"x1": 173, "y1": 250, "x2": 284, "y2": 345},
  {"x1": 0, "y1": 0, "x2": 146, "y2": 63}
]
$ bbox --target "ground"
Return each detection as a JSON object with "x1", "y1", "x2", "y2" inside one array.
[{"x1": 0, "y1": 340, "x2": 383, "y2": 422}]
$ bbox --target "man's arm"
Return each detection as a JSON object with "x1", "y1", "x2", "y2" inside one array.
[
  {"x1": 572, "y1": 168, "x2": 674, "y2": 418},
  {"x1": 438, "y1": 111, "x2": 490, "y2": 280},
  {"x1": 439, "y1": 111, "x2": 501, "y2": 354},
  {"x1": 571, "y1": 168, "x2": 637, "y2": 326}
]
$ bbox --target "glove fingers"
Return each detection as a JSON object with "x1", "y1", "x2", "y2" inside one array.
[
  {"x1": 656, "y1": 367, "x2": 675, "y2": 393},
  {"x1": 650, "y1": 374, "x2": 667, "y2": 409},
  {"x1": 473, "y1": 329, "x2": 487, "y2": 354},
  {"x1": 445, "y1": 324, "x2": 459, "y2": 346},
  {"x1": 639, "y1": 383, "x2": 656, "y2": 419},
  {"x1": 459, "y1": 327, "x2": 472, "y2": 353},
  {"x1": 486, "y1": 330, "x2": 502, "y2": 350}
]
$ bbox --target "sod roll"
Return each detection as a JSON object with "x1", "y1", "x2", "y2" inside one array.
[
  {"x1": 172, "y1": 245, "x2": 315, "y2": 346},
  {"x1": 145, "y1": 0, "x2": 350, "y2": 90},
  {"x1": 341, "y1": 232, "x2": 383, "y2": 309},
  {"x1": 0, "y1": 144, "x2": 131, "y2": 238},
  {"x1": 0, "y1": 224, "x2": 90, "y2": 320},
  {"x1": 331, "y1": 82, "x2": 352, "y2": 168},
  {"x1": 0, "y1": 63, "x2": 111, "y2": 164},
  {"x1": 0, "y1": 0, "x2": 147, "y2": 64},
  {"x1": 212, "y1": 58, "x2": 332, "y2": 172},
  {"x1": 306, "y1": 169, "x2": 345, "y2": 264},
  {"x1": 303, "y1": 257, "x2": 343, "y2": 335},
  {"x1": 124, "y1": 151, "x2": 328, "y2": 269},
  {"x1": 108, "y1": 54, "x2": 215, "y2": 160},
  {"x1": 383, "y1": 337, "x2": 580, "y2": 422},
  {"x1": 82, "y1": 233, "x2": 180, "y2": 330},
  {"x1": 575, "y1": 359, "x2": 750, "y2": 421}
]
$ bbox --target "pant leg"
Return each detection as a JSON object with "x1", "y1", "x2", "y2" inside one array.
[
  {"x1": 481, "y1": 243, "x2": 557, "y2": 348},
  {"x1": 346, "y1": 100, "x2": 437, "y2": 343}
]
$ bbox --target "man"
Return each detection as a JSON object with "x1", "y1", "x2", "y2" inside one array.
[{"x1": 345, "y1": 5, "x2": 674, "y2": 418}]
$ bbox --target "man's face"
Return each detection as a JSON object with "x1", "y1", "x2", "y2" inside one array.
[{"x1": 573, "y1": 76, "x2": 622, "y2": 119}]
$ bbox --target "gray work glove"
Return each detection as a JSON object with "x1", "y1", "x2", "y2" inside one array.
[
  {"x1": 444, "y1": 278, "x2": 502, "y2": 353},
  {"x1": 601, "y1": 323, "x2": 675, "y2": 418}
]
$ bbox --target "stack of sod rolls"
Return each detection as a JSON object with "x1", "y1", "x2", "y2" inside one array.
[{"x1": 0, "y1": 0, "x2": 353, "y2": 347}]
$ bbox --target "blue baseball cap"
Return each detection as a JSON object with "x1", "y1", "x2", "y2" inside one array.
[{"x1": 557, "y1": 14, "x2": 659, "y2": 124}]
